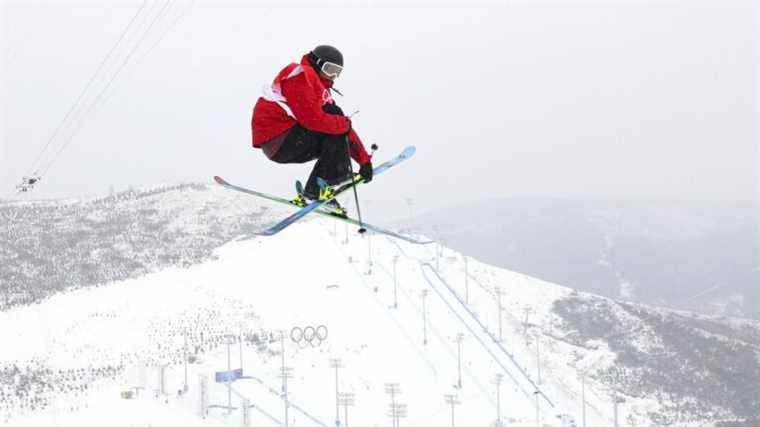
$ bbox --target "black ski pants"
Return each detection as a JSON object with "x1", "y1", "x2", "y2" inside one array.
[{"x1": 267, "y1": 124, "x2": 352, "y2": 199}]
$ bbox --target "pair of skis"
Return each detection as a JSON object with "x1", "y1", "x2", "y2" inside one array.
[{"x1": 214, "y1": 146, "x2": 431, "y2": 245}]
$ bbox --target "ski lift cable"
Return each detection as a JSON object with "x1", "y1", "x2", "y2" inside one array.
[
  {"x1": 142, "y1": 0, "x2": 196, "y2": 59},
  {"x1": 9, "y1": 1, "x2": 182, "y2": 196},
  {"x1": 40, "y1": 0, "x2": 174, "y2": 176},
  {"x1": 98, "y1": 0, "x2": 165, "y2": 88},
  {"x1": 101, "y1": 0, "x2": 196, "y2": 107},
  {"x1": 38, "y1": 0, "x2": 175, "y2": 177},
  {"x1": 58, "y1": 0, "x2": 172, "y2": 132},
  {"x1": 25, "y1": 0, "x2": 149, "y2": 178},
  {"x1": 47, "y1": 0, "x2": 164, "y2": 157}
]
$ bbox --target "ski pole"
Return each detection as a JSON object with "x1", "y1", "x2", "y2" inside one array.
[{"x1": 345, "y1": 136, "x2": 377, "y2": 234}]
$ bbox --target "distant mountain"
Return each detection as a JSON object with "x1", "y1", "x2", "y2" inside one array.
[
  {"x1": 553, "y1": 292, "x2": 760, "y2": 424},
  {"x1": 406, "y1": 198, "x2": 760, "y2": 319}
]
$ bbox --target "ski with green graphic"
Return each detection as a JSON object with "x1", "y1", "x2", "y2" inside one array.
[
  {"x1": 213, "y1": 146, "x2": 429, "y2": 244},
  {"x1": 255, "y1": 146, "x2": 415, "y2": 236}
]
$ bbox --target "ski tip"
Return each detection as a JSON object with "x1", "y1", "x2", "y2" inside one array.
[
  {"x1": 213, "y1": 176, "x2": 227, "y2": 185},
  {"x1": 255, "y1": 228, "x2": 279, "y2": 237},
  {"x1": 401, "y1": 146, "x2": 416, "y2": 158}
]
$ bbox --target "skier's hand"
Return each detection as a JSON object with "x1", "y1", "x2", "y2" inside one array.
[
  {"x1": 322, "y1": 102, "x2": 344, "y2": 116},
  {"x1": 359, "y1": 161, "x2": 373, "y2": 183}
]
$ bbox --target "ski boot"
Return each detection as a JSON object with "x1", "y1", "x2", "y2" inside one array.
[
  {"x1": 291, "y1": 193, "x2": 308, "y2": 207},
  {"x1": 323, "y1": 199, "x2": 347, "y2": 218},
  {"x1": 294, "y1": 179, "x2": 346, "y2": 217},
  {"x1": 313, "y1": 178, "x2": 346, "y2": 218},
  {"x1": 292, "y1": 180, "x2": 313, "y2": 207},
  {"x1": 318, "y1": 186, "x2": 347, "y2": 218}
]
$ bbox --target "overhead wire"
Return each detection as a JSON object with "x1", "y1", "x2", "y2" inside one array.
[
  {"x1": 25, "y1": 0, "x2": 149, "y2": 178},
  {"x1": 14, "y1": 0, "x2": 194, "y2": 194},
  {"x1": 101, "y1": 0, "x2": 196, "y2": 106},
  {"x1": 102, "y1": 0, "x2": 181, "y2": 104},
  {"x1": 140, "y1": 0, "x2": 196, "y2": 65},
  {"x1": 38, "y1": 0, "x2": 175, "y2": 177},
  {"x1": 54, "y1": 0, "x2": 163, "y2": 147}
]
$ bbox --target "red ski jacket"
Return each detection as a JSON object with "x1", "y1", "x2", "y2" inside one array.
[{"x1": 251, "y1": 54, "x2": 371, "y2": 165}]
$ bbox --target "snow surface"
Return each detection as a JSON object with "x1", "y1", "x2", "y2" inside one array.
[{"x1": 1, "y1": 215, "x2": 676, "y2": 426}]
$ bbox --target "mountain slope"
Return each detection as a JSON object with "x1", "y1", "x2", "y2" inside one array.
[
  {"x1": 1, "y1": 183, "x2": 284, "y2": 310},
  {"x1": 1, "y1": 185, "x2": 758, "y2": 426}
]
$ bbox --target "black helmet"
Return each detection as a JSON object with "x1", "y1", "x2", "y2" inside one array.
[
  {"x1": 311, "y1": 45, "x2": 343, "y2": 66},
  {"x1": 309, "y1": 45, "x2": 343, "y2": 79}
]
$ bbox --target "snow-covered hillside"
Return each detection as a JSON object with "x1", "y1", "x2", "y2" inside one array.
[
  {"x1": 0, "y1": 183, "x2": 285, "y2": 310},
  {"x1": 1, "y1": 185, "x2": 758, "y2": 426}
]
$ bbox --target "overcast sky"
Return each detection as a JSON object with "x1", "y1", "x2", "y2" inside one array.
[{"x1": 1, "y1": 0, "x2": 757, "y2": 220}]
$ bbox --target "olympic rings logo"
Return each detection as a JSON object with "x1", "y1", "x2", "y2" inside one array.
[{"x1": 290, "y1": 325, "x2": 328, "y2": 347}]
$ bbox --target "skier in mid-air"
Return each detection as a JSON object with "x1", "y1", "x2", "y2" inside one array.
[{"x1": 250, "y1": 45, "x2": 373, "y2": 216}]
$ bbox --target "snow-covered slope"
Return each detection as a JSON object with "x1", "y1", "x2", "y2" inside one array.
[{"x1": 2, "y1": 185, "x2": 758, "y2": 426}]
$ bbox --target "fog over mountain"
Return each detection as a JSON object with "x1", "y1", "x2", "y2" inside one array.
[{"x1": 407, "y1": 198, "x2": 760, "y2": 320}]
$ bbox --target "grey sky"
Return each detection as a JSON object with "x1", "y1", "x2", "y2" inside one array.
[{"x1": 1, "y1": 0, "x2": 757, "y2": 220}]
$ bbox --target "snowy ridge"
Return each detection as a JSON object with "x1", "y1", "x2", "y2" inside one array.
[
  {"x1": 1, "y1": 183, "x2": 287, "y2": 310},
  {"x1": 2, "y1": 185, "x2": 758, "y2": 426}
]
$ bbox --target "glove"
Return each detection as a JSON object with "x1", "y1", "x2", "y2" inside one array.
[
  {"x1": 322, "y1": 102, "x2": 344, "y2": 116},
  {"x1": 359, "y1": 161, "x2": 373, "y2": 183}
]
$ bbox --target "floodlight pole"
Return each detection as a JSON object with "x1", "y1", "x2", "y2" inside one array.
[
  {"x1": 455, "y1": 333, "x2": 464, "y2": 389},
  {"x1": 225, "y1": 335, "x2": 234, "y2": 414},
  {"x1": 280, "y1": 332, "x2": 291, "y2": 427},
  {"x1": 464, "y1": 256, "x2": 469, "y2": 304},
  {"x1": 385, "y1": 383, "x2": 402, "y2": 427},
  {"x1": 536, "y1": 332, "x2": 542, "y2": 385},
  {"x1": 494, "y1": 373, "x2": 504, "y2": 425},
  {"x1": 339, "y1": 392, "x2": 355, "y2": 427},
  {"x1": 444, "y1": 394, "x2": 460, "y2": 427},
  {"x1": 495, "y1": 286, "x2": 504, "y2": 342},
  {"x1": 393, "y1": 255, "x2": 399, "y2": 309},
  {"x1": 183, "y1": 329, "x2": 188, "y2": 391},
  {"x1": 421, "y1": 290, "x2": 429, "y2": 345},
  {"x1": 331, "y1": 358, "x2": 343, "y2": 426},
  {"x1": 582, "y1": 375, "x2": 586, "y2": 427}
]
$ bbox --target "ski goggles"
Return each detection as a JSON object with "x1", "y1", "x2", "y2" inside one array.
[{"x1": 320, "y1": 61, "x2": 343, "y2": 79}]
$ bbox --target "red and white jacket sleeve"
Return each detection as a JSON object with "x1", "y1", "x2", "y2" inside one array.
[{"x1": 347, "y1": 129, "x2": 371, "y2": 165}]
